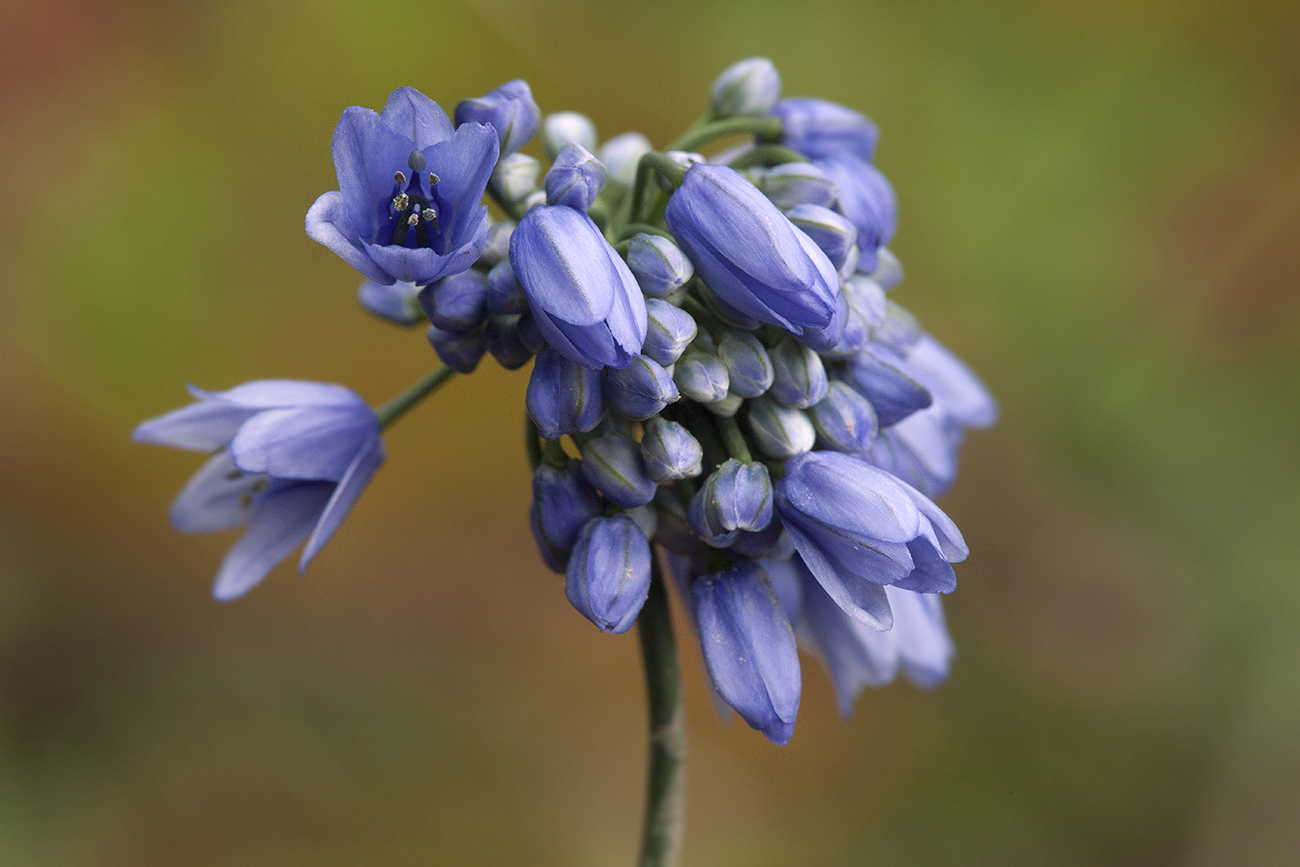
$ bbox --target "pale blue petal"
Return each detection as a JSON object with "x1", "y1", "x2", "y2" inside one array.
[
  {"x1": 190, "y1": 380, "x2": 366, "y2": 411},
  {"x1": 230, "y1": 405, "x2": 377, "y2": 481},
  {"x1": 378, "y1": 86, "x2": 454, "y2": 148},
  {"x1": 133, "y1": 402, "x2": 257, "y2": 452},
  {"x1": 906, "y1": 334, "x2": 998, "y2": 429},
  {"x1": 168, "y1": 451, "x2": 259, "y2": 533},
  {"x1": 300, "y1": 434, "x2": 385, "y2": 570},
  {"x1": 211, "y1": 481, "x2": 333, "y2": 601},
  {"x1": 305, "y1": 191, "x2": 394, "y2": 285}
]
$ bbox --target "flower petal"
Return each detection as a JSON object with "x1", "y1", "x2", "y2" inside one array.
[
  {"x1": 191, "y1": 380, "x2": 367, "y2": 411},
  {"x1": 300, "y1": 434, "x2": 385, "y2": 570},
  {"x1": 780, "y1": 522, "x2": 895, "y2": 630},
  {"x1": 229, "y1": 405, "x2": 378, "y2": 482},
  {"x1": 306, "y1": 191, "x2": 394, "y2": 285},
  {"x1": 168, "y1": 451, "x2": 259, "y2": 533},
  {"x1": 331, "y1": 106, "x2": 414, "y2": 243},
  {"x1": 378, "y1": 86, "x2": 454, "y2": 149},
  {"x1": 424, "y1": 123, "x2": 500, "y2": 248},
  {"x1": 211, "y1": 480, "x2": 334, "y2": 601},
  {"x1": 133, "y1": 402, "x2": 257, "y2": 452}
]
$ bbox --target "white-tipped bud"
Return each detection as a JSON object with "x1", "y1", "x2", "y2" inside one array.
[
  {"x1": 492, "y1": 153, "x2": 541, "y2": 203},
  {"x1": 543, "y1": 111, "x2": 598, "y2": 161},
  {"x1": 710, "y1": 58, "x2": 781, "y2": 118},
  {"x1": 598, "y1": 132, "x2": 653, "y2": 187}
]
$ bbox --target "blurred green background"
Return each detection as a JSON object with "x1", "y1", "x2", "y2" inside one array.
[{"x1": 3, "y1": 0, "x2": 1299, "y2": 864}]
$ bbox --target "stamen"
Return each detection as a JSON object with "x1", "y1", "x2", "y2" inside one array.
[
  {"x1": 394, "y1": 170, "x2": 407, "y2": 186},
  {"x1": 407, "y1": 212, "x2": 421, "y2": 227},
  {"x1": 393, "y1": 192, "x2": 410, "y2": 211},
  {"x1": 408, "y1": 150, "x2": 427, "y2": 172},
  {"x1": 421, "y1": 208, "x2": 437, "y2": 222},
  {"x1": 428, "y1": 172, "x2": 440, "y2": 186}
]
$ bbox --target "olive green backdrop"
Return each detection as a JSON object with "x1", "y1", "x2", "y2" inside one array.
[{"x1": 3, "y1": 0, "x2": 1298, "y2": 864}]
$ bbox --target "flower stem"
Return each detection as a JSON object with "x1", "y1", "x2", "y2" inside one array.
[
  {"x1": 715, "y1": 415, "x2": 754, "y2": 464},
  {"x1": 666, "y1": 115, "x2": 783, "y2": 155},
  {"x1": 374, "y1": 364, "x2": 455, "y2": 430},
  {"x1": 637, "y1": 553, "x2": 686, "y2": 867}
]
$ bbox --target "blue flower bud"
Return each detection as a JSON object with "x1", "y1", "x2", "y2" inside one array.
[
  {"x1": 642, "y1": 299, "x2": 698, "y2": 367},
  {"x1": 455, "y1": 79, "x2": 540, "y2": 157},
  {"x1": 510, "y1": 205, "x2": 648, "y2": 370},
  {"x1": 869, "y1": 246, "x2": 903, "y2": 290},
  {"x1": 841, "y1": 274, "x2": 886, "y2": 329},
  {"x1": 815, "y1": 154, "x2": 896, "y2": 273},
  {"x1": 871, "y1": 301, "x2": 923, "y2": 356},
  {"x1": 690, "y1": 458, "x2": 774, "y2": 546},
  {"x1": 543, "y1": 111, "x2": 598, "y2": 161},
  {"x1": 358, "y1": 279, "x2": 423, "y2": 326},
  {"x1": 598, "y1": 132, "x2": 653, "y2": 187},
  {"x1": 544, "y1": 143, "x2": 607, "y2": 211},
  {"x1": 672, "y1": 350, "x2": 730, "y2": 404},
  {"x1": 717, "y1": 329, "x2": 774, "y2": 398},
  {"x1": 580, "y1": 435, "x2": 658, "y2": 507},
  {"x1": 482, "y1": 219, "x2": 515, "y2": 266},
  {"x1": 793, "y1": 290, "x2": 849, "y2": 354},
  {"x1": 692, "y1": 561, "x2": 801, "y2": 745},
  {"x1": 730, "y1": 520, "x2": 795, "y2": 560},
  {"x1": 526, "y1": 348, "x2": 605, "y2": 439},
  {"x1": 665, "y1": 164, "x2": 842, "y2": 344},
  {"x1": 491, "y1": 153, "x2": 541, "y2": 203},
  {"x1": 485, "y1": 314, "x2": 534, "y2": 370},
  {"x1": 418, "y1": 270, "x2": 490, "y2": 332},
  {"x1": 768, "y1": 336, "x2": 829, "y2": 408},
  {"x1": 486, "y1": 259, "x2": 528, "y2": 315},
  {"x1": 627, "y1": 234, "x2": 694, "y2": 299},
  {"x1": 641, "y1": 417, "x2": 703, "y2": 483},
  {"x1": 711, "y1": 57, "x2": 781, "y2": 117},
  {"x1": 566, "y1": 515, "x2": 651, "y2": 633},
  {"x1": 844, "y1": 345, "x2": 932, "y2": 427},
  {"x1": 426, "y1": 323, "x2": 486, "y2": 373},
  {"x1": 785, "y1": 204, "x2": 857, "y2": 272},
  {"x1": 603, "y1": 355, "x2": 679, "y2": 420},
  {"x1": 757, "y1": 162, "x2": 838, "y2": 210},
  {"x1": 810, "y1": 380, "x2": 878, "y2": 452},
  {"x1": 745, "y1": 395, "x2": 816, "y2": 458},
  {"x1": 820, "y1": 304, "x2": 869, "y2": 358},
  {"x1": 772, "y1": 97, "x2": 879, "y2": 162},
  {"x1": 529, "y1": 462, "x2": 602, "y2": 572}
]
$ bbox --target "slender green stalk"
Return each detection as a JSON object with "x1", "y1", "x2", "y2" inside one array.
[
  {"x1": 715, "y1": 415, "x2": 754, "y2": 464},
  {"x1": 637, "y1": 554, "x2": 686, "y2": 867},
  {"x1": 374, "y1": 365, "x2": 455, "y2": 430},
  {"x1": 666, "y1": 115, "x2": 783, "y2": 155},
  {"x1": 725, "y1": 143, "x2": 808, "y2": 170}
]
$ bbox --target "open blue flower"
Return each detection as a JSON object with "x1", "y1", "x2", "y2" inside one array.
[
  {"x1": 307, "y1": 87, "x2": 499, "y2": 287},
  {"x1": 134, "y1": 381, "x2": 384, "y2": 601}
]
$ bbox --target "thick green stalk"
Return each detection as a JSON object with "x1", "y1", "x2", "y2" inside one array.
[{"x1": 637, "y1": 554, "x2": 686, "y2": 867}]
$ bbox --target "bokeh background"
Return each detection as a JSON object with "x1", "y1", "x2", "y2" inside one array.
[{"x1": 3, "y1": 0, "x2": 1299, "y2": 864}]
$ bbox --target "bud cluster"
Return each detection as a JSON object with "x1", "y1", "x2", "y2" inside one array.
[{"x1": 136, "y1": 59, "x2": 995, "y2": 748}]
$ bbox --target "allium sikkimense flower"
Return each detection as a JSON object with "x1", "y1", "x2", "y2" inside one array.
[
  {"x1": 307, "y1": 87, "x2": 499, "y2": 287},
  {"x1": 133, "y1": 381, "x2": 384, "y2": 601}
]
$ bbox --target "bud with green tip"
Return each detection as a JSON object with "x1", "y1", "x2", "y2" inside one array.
[
  {"x1": 492, "y1": 153, "x2": 541, "y2": 203},
  {"x1": 641, "y1": 417, "x2": 704, "y2": 483},
  {"x1": 673, "y1": 350, "x2": 730, "y2": 404},
  {"x1": 580, "y1": 435, "x2": 658, "y2": 507},
  {"x1": 758, "y1": 163, "x2": 838, "y2": 210},
  {"x1": 746, "y1": 395, "x2": 816, "y2": 458},
  {"x1": 603, "y1": 355, "x2": 679, "y2": 420},
  {"x1": 627, "y1": 234, "x2": 695, "y2": 300},
  {"x1": 642, "y1": 299, "x2": 698, "y2": 367},
  {"x1": 711, "y1": 57, "x2": 781, "y2": 118}
]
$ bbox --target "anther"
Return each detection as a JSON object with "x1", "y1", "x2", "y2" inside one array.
[
  {"x1": 428, "y1": 172, "x2": 440, "y2": 186},
  {"x1": 421, "y1": 208, "x2": 437, "y2": 222},
  {"x1": 392, "y1": 192, "x2": 410, "y2": 211},
  {"x1": 408, "y1": 150, "x2": 427, "y2": 172},
  {"x1": 407, "y1": 212, "x2": 421, "y2": 227},
  {"x1": 394, "y1": 170, "x2": 407, "y2": 186}
]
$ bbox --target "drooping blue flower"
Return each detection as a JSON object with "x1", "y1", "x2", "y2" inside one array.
[
  {"x1": 771, "y1": 97, "x2": 879, "y2": 162},
  {"x1": 565, "y1": 515, "x2": 652, "y2": 633},
  {"x1": 814, "y1": 153, "x2": 896, "y2": 273},
  {"x1": 509, "y1": 205, "x2": 648, "y2": 370},
  {"x1": 545, "y1": 143, "x2": 607, "y2": 211},
  {"x1": 133, "y1": 381, "x2": 384, "y2": 601},
  {"x1": 526, "y1": 348, "x2": 605, "y2": 440},
  {"x1": 692, "y1": 561, "x2": 802, "y2": 745},
  {"x1": 710, "y1": 57, "x2": 781, "y2": 118},
  {"x1": 665, "y1": 164, "x2": 844, "y2": 347},
  {"x1": 529, "y1": 462, "x2": 602, "y2": 573},
  {"x1": 454, "y1": 79, "x2": 540, "y2": 158},
  {"x1": 306, "y1": 87, "x2": 499, "y2": 287}
]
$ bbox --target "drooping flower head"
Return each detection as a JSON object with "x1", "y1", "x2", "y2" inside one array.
[
  {"x1": 307, "y1": 87, "x2": 499, "y2": 287},
  {"x1": 133, "y1": 381, "x2": 384, "y2": 601}
]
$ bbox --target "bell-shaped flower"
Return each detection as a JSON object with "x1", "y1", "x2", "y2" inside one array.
[
  {"x1": 745, "y1": 396, "x2": 816, "y2": 459},
  {"x1": 603, "y1": 354, "x2": 679, "y2": 420},
  {"x1": 809, "y1": 380, "x2": 878, "y2": 453},
  {"x1": 689, "y1": 458, "x2": 774, "y2": 546},
  {"x1": 544, "y1": 143, "x2": 607, "y2": 211},
  {"x1": 771, "y1": 97, "x2": 879, "y2": 162},
  {"x1": 815, "y1": 153, "x2": 896, "y2": 273},
  {"x1": 716, "y1": 329, "x2": 774, "y2": 398},
  {"x1": 454, "y1": 79, "x2": 540, "y2": 157},
  {"x1": 510, "y1": 205, "x2": 648, "y2": 370},
  {"x1": 757, "y1": 162, "x2": 838, "y2": 210},
  {"x1": 795, "y1": 561, "x2": 954, "y2": 716},
  {"x1": 566, "y1": 515, "x2": 652, "y2": 633},
  {"x1": 844, "y1": 344, "x2": 932, "y2": 427},
  {"x1": 526, "y1": 348, "x2": 605, "y2": 440},
  {"x1": 133, "y1": 381, "x2": 385, "y2": 601},
  {"x1": 627, "y1": 234, "x2": 695, "y2": 300},
  {"x1": 306, "y1": 87, "x2": 499, "y2": 287},
  {"x1": 580, "y1": 435, "x2": 658, "y2": 507},
  {"x1": 768, "y1": 337, "x2": 829, "y2": 408},
  {"x1": 665, "y1": 164, "x2": 842, "y2": 344},
  {"x1": 711, "y1": 57, "x2": 781, "y2": 117},
  {"x1": 542, "y1": 111, "x2": 598, "y2": 161},
  {"x1": 529, "y1": 462, "x2": 602, "y2": 573},
  {"x1": 418, "y1": 270, "x2": 489, "y2": 332},
  {"x1": 640, "y1": 417, "x2": 704, "y2": 483},
  {"x1": 642, "y1": 299, "x2": 698, "y2": 367},
  {"x1": 672, "y1": 349, "x2": 730, "y2": 404},
  {"x1": 692, "y1": 561, "x2": 802, "y2": 745}
]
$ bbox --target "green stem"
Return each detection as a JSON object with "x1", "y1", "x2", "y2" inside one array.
[
  {"x1": 715, "y1": 415, "x2": 754, "y2": 464},
  {"x1": 487, "y1": 180, "x2": 525, "y2": 223},
  {"x1": 666, "y1": 115, "x2": 783, "y2": 155},
  {"x1": 637, "y1": 554, "x2": 686, "y2": 867},
  {"x1": 726, "y1": 143, "x2": 809, "y2": 171},
  {"x1": 374, "y1": 365, "x2": 455, "y2": 430}
]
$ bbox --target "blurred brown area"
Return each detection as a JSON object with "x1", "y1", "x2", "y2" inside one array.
[{"x1": 2, "y1": 0, "x2": 1299, "y2": 864}]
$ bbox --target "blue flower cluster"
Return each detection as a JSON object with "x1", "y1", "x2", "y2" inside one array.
[{"x1": 135, "y1": 58, "x2": 994, "y2": 746}]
